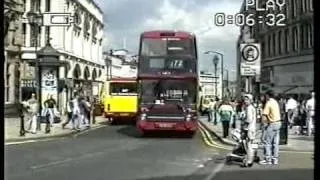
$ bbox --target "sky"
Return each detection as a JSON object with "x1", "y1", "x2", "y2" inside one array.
[{"x1": 95, "y1": 0, "x2": 242, "y2": 80}]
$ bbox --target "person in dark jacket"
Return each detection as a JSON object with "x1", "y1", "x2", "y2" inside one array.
[
  {"x1": 44, "y1": 95, "x2": 57, "y2": 126},
  {"x1": 62, "y1": 97, "x2": 75, "y2": 129}
]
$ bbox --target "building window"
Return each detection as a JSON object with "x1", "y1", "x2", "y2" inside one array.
[
  {"x1": 22, "y1": 23, "x2": 26, "y2": 46},
  {"x1": 45, "y1": 0, "x2": 51, "y2": 12},
  {"x1": 292, "y1": 27, "x2": 298, "y2": 51},
  {"x1": 278, "y1": 31, "x2": 282, "y2": 55},
  {"x1": 273, "y1": 33, "x2": 276, "y2": 56},
  {"x1": 300, "y1": 25, "x2": 305, "y2": 49},
  {"x1": 284, "y1": 29, "x2": 289, "y2": 53},
  {"x1": 310, "y1": 0, "x2": 313, "y2": 11},
  {"x1": 282, "y1": 2, "x2": 288, "y2": 19},
  {"x1": 261, "y1": 41, "x2": 265, "y2": 59},
  {"x1": 308, "y1": 24, "x2": 313, "y2": 47},
  {"x1": 268, "y1": 35, "x2": 272, "y2": 57},
  {"x1": 31, "y1": 0, "x2": 41, "y2": 11},
  {"x1": 45, "y1": 26, "x2": 50, "y2": 42},
  {"x1": 6, "y1": 64, "x2": 10, "y2": 102},
  {"x1": 291, "y1": 0, "x2": 296, "y2": 18},
  {"x1": 23, "y1": 0, "x2": 26, "y2": 11},
  {"x1": 30, "y1": 26, "x2": 41, "y2": 47},
  {"x1": 300, "y1": 0, "x2": 304, "y2": 13}
]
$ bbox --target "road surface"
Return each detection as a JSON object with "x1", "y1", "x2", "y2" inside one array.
[
  {"x1": 5, "y1": 123, "x2": 314, "y2": 180},
  {"x1": 5, "y1": 124, "x2": 226, "y2": 180}
]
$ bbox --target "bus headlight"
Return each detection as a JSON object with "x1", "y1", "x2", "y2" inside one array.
[
  {"x1": 185, "y1": 114, "x2": 192, "y2": 121},
  {"x1": 141, "y1": 113, "x2": 147, "y2": 121},
  {"x1": 141, "y1": 107, "x2": 149, "y2": 112}
]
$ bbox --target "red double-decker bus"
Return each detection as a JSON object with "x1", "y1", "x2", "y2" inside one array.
[{"x1": 136, "y1": 30, "x2": 198, "y2": 137}]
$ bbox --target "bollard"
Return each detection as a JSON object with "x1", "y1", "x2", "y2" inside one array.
[
  {"x1": 91, "y1": 102, "x2": 96, "y2": 124},
  {"x1": 45, "y1": 113, "x2": 50, "y2": 133},
  {"x1": 92, "y1": 98, "x2": 96, "y2": 124},
  {"x1": 92, "y1": 109, "x2": 96, "y2": 124},
  {"x1": 19, "y1": 103, "x2": 26, "y2": 136},
  {"x1": 37, "y1": 115, "x2": 41, "y2": 131}
]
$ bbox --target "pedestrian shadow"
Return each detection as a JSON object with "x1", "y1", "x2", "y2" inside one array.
[
  {"x1": 132, "y1": 168, "x2": 313, "y2": 180},
  {"x1": 117, "y1": 126, "x2": 196, "y2": 139},
  {"x1": 98, "y1": 118, "x2": 136, "y2": 126},
  {"x1": 290, "y1": 136, "x2": 314, "y2": 141},
  {"x1": 132, "y1": 174, "x2": 207, "y2": 180}
]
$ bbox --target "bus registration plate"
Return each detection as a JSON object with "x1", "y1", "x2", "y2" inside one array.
[{"x1": 157, "y1": 123, "x2": 175, "y2": 128}]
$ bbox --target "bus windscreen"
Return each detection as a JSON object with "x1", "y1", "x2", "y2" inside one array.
[
  {"x1": 140, "y1": 79, "x2": 196, "y2": 104},
  {"x1": 110, "y1": 83, "x2": 137, "y2": 96},
  {"x1": 141, "y1": 38, "x2": 194, "y2": 56}
]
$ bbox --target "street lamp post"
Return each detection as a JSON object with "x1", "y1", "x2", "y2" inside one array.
[
  {"x1": 224, "y1": 69, "x2": 229, "y2": 98},
  {"x1": 204, "y1": 51, "x2": 224, "y2": 98},
  {"x1": 103, "y1": 51, "x2": 112, "y2": 80},
  {"x1": 26, "y1": 9, "x2": 43, "y2": 131},
  {"x1": 213, "y1": 55, "x2": 219, "y2": 98}
]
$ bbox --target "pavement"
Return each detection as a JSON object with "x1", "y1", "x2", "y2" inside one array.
[
  {"x1": 5, "y1": 116, "x2": 107, "y2": 144},
  {"x1": 212, "y1": 152, "x2": 314, "y2": 180},
  {"x1": 199, "y1": 117, "x2": 314, "y2": 152}
]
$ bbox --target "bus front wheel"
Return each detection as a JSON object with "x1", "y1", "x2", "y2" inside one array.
[{"x1": 186, "y1": 132, "x2": 196, "y2": 138}]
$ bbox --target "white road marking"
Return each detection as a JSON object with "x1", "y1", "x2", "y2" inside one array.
[
  {"x1": 30, "y1": 150, "x2": 109, "y2": 169},
  {"x1": 72, "y1": 125, "x2": 105, "y2": 137},
  {"x1": 5, "y1": 138, "x2": 63, "y2": 145},
  {"x1": 6, "y1": 125, "x2": 106, "y2": 146},
  {"x1": 280, "y1": 150, "x2": 313, "y2": 154},
  {"x1": 203, "y1": 162, "x2": 225, "y2": 180},
  {"x1": 30, "y1": 143, "x2": 143, "y2": 170}
]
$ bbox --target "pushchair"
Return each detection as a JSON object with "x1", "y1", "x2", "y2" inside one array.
[{"x1": 225, "y1": 121, "x2": 260, "y2": 167}]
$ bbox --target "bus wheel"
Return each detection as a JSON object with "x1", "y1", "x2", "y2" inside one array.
[
  {"x1": 137, "y1": 129, "x2": 146, "y2": 138},
  {"x1": 186, "y1": 132, "x2": 195, "y2": 138},
  {"x1": 108, "y1": 118, "x2": 116, "y2": 125}
]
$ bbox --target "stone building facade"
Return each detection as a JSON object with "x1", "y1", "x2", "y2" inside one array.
[
  {"x1": 20, "y1": 0, "x2": 105, "y2": 112},
  {"x1": 4, "y1": 0, "x2": 25, "y2": 116},
  {"x1": 237, "y1": 0, "x2": 314, "y2": 96}
]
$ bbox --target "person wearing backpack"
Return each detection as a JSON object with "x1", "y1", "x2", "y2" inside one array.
[{"x1": 218, "y1": 99, "x2": 234, "y2": 138}]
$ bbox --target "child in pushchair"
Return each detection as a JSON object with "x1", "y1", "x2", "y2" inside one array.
[{"x1": 226, "y1": 121, "x2": 260, "y2": 167}]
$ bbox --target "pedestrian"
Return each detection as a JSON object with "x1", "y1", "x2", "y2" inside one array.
[
  {"x1": 72, "y1": 93, "x2": 81, "y2": 131},
  {"x1": 218, "y1": 99, "x2": 234, "y2": 138},
  {"x1": 230, "y1": 99, "x2": 237, "y2": 129},
  {"x1": 84, "y1": 96, "x2": 92, "y2": 127},
  {"x1": 42, "y1": 101, "x2": 51, "y2": 133},
  {"x1": 243, "y1": 94, "x2": 257, "y2": 166},
  {"x1": 44, "y1": 94, "x2": 57, "y2": 127},
  {"x1": 26, "y1": 93, "x2": 38, "y2": 134},
  {"x1": 214, "y1": 97, "x2": 221, "y2": 125},
  {"x1": 207, "y1": 99, "x2": 215, "y2": 122},
  {"x1": 62, "y1": 97, "x2": 74, "y2": 129},
  {"x1": 285, "y1": 95, "x2": 298, "y2": 128},
  {"x1": 305, "y1": 91, "x2": 315, "y2": 136},
  {"x1": 79, "y1": 96, "x2": 91, "y2": 128},
  {"x1": 260, "y1": 90, "x2": 281, "y2": 165}
]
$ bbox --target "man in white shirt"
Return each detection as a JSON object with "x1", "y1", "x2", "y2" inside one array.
[
  {"x1": 285, "y1": 95, "x2": 298, "y2": 128},
  {"x1": 243, "y1": 94, "x2": 257, "y2": 166},
  {"x1": 306, "y1": 91, "x2": 315, "y2": 136}
]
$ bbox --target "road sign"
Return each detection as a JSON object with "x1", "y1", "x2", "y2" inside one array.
[
  {"x1": 42, "y1": 13, "x2": 74, "y2": 26},
  {"x1": 240, "y1": 43, "x2": 261, "y2": 76}
]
